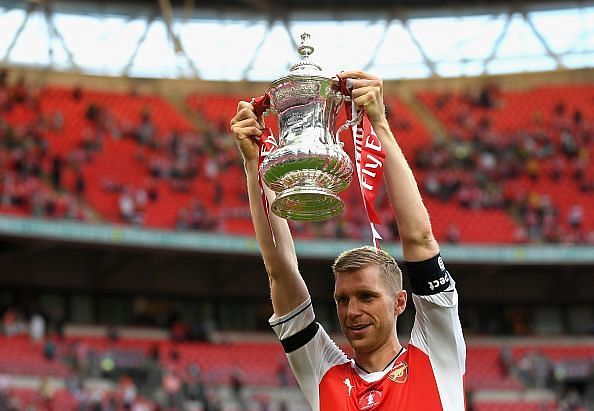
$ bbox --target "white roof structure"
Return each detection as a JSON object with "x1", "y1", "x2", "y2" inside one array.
[{"x1": 0, "y1": 1, "x2": 593, "y2": 80}]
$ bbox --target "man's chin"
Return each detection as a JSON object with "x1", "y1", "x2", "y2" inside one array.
[{"x1": 348, "y1": 337, "x2": 374, "y2": 353}]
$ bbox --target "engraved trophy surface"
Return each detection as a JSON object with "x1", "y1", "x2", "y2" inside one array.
[{"x1": 260, "y1": 33, "x2": 356, "y2": 221}]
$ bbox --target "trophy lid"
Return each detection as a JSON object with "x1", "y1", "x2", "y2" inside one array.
[
  {"x1": 264, "y1": 33, "x2": 341, "y2": 114},
  {"x1": 288, "y1": 33, "x2": 324, "y2": 76},
  {"x1": 266, "y1": 33, "x2": 332, "y2": 91}
]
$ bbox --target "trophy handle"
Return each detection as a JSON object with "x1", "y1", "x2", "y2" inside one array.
[{"x1": 335, "y1": 108, "x2": 363, "y2": 143}]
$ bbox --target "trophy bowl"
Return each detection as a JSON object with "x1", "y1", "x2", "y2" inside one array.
[{"x1": 259, "y1": 33, "x2": 356, "y2": 221}]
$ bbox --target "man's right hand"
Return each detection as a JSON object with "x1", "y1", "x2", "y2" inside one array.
[{"x1": 230, "y1": 101, "x2": 263, "y2": 166}]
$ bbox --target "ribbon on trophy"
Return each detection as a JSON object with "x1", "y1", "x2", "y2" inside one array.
[
  {"x1": 338, "y1": 77, "x2": 386, "y2": 249},
  {"x1": 250, "y1": 94, "x2": 278, "y2": 243}
]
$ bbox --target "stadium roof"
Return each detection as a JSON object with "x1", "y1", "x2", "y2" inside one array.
[
  {"x1": 1, "y1": 0, "x2": 593, "y2": 80},
  {"x1": 43, "y1": 0, "x2": 586, "y2": 12}
]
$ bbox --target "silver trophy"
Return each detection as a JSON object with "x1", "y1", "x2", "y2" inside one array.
[{"x1": 260, "y1": 33, "x2": 360, "y2": 221}]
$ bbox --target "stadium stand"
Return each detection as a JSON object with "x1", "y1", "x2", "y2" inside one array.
[
  {"x1": 2, "y1": 328, "x2": 594, "y2": 410},
  {"x1": 1, "y1": 74, "x2": 234, "y2": 232},
  {"x1": 418, "y1": 83, "x2": 594, "y2": 244},
  {"x1": 2, "y1": 69, "x2": 593, "y2": 244},
  {"x1": 474, "y1": 401, "x2": 558, "y2": 411}
]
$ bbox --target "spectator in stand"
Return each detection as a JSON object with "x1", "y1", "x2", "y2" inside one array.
[
  {"x1": 567, "y1": 204, "x2": 584, "y2": 230},
  {"x1": 43, "y1": 338, "x2": 56, "y2": 360},
  {"x1": 51, "y1": 154, "x2": 64, "y2": 190},
  {"x1": 203, "y1": 391, "x2": 222, "y2": 411},
  {"x1": 0, "y1": 374, "x2": 9, "y2": 406},
  {"x1": 12, "y1": 75, "x2": 28, "y2": 105},
  {"x1": 148, "y1": 343, "x2": 160, "y2": 362},
  {"x1": 162, "y1": 369, "x2": 182, "y2": 409},
  {"x1": 517, "y1": 350, "x2": 553, "y2": 389},
  {"x1": 72, "y1": 339, "x2": 90, "y2": 374},
  {"x1": 48, "y1": 306, "x2": 65, "y2": 339},
  {"x1": 81, "y1": 127, "x2": 102, "y2": 153},
  {"x1": 169, "y1": 346, "x2": 180, "y2": 361},
  {"x1": 183, "y1": 364, "x2": 206, "y2": 404},
  {"x1": 51, "y1": 110, "x2": 64, "y2": 132},
  {"x1": 256, "y1": 393, "x2": 271, "y2": 411},
  {"x1": 39, "y1": 377, "x2": 55, "y2": 411},
  {"x1": 134, "y1": 187, "x2": 148, "y2": 213},
  {"x1": 138, "y1": 107, "x2": 156, "y2": 147},
  {"x1": 230, "y1": 368, "x2": 248, "y2": 411},
  {"x1": 30, "y1": 311, "x2": 46, "y2": 343},
  {"x1": 550, "y1": 156, "x2": 564, "y2": 181},
  {"x1": 0, "y1": 68, "x2": 7, "y2": 87},
  {"x1": 499, "y1": 345, "x2": 514, "y2": 377},
  {"x1": 475, "y1": 82, "x2": 501, "y2": 109},
  {"x1": 120, "y1": 375, "x2": 138, "y2": 410},
  {"x1": 88, "y1": 388, "x2": 104, "y2": 411},
  {"x1": 445, "y1": 223, "x2": 461, "y2": 244},
  {"x1": 275, "y1": 361, "x2": 291, "y2": 387},
  {"x1": 572, "y1": 155, "x2": 588, "y2": 182},
  {"x1": 119, "y1": 187, "x2": 143, "y2": 225},
  {"x1": 85, "y1": 102, "x2": 101, "y2": 123},
  {"x1": 171, "y1": 318, "x2": 190, "y2": 342},
  {"x1": 213, "y1": 181, "x2": 223, "y2": 205},
  {"x1": 74, "y1": 169, "x2": 86, "y2": 197},
  {"x1": 526, "y1": 158, "x2": 541, "y2": 181},
  {"x1": 561, "y1": 130, "x2": 578, "y2": 158},
  {"x1": 175, "y1": 207, "x2": 190, "y2": 230},
  {"x1": 2, "y1": 306, "x2": 21, "y2": 336},
  {"x1": 176, "y1": 199, "x2": 217, "y2": 231},
  {"x1": 118, "y1": 189, "x2": 134, "y2": 222}
]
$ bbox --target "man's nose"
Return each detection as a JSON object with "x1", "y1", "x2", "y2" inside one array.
[{"x1": 347, "y1": 299, "x2": 362, "y2": 317}]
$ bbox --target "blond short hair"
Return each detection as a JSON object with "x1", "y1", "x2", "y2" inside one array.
[{"x1": 332, "y1": 246, "x2": 402, "y2": 294}]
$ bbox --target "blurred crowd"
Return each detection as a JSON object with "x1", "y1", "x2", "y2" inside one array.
[
  {"x1": 1, "y1": 304, "x2": 293, "y2": 411},
  {"x1": 2, "y1": 302, "x2": 594, "y2": 411},
  {"x1": 0, "y1": 69, "x2": 88, "y2": 221},
  {"x1": 497, "y1": 346, "x2": 594, "y2": 411},
  {"x1": 417, "y1": 84, "x2": 594, "y2": 244},
  {"x1": 1, "y1": 69, "x2": 593, "y2": 243}
]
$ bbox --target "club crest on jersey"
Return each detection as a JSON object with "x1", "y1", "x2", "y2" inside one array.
[
  {"x1": 358, "y1": 389, "x2": 382, "y2": 410},
  {"x1": 388, "y1": 362, "x2": 408, "y2": 384}
]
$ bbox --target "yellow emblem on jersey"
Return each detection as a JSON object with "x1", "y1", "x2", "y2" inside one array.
[{"x1": 388, "y1": 362, "x2": 408, "y2": 384}]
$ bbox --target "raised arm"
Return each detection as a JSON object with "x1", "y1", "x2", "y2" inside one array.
[
  {"x1": 338, "y1": 71, "x2": 439, "y2": 262},
  {"x1": 230, "y1": 101, "x2": 309, "y2": 316}
]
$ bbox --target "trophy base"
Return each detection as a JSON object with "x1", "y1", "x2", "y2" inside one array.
[{"x1": 271, "y1": 186, "x2": 344, "y2": 222}]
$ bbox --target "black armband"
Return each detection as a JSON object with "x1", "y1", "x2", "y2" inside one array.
[
  {"x1": 280, "y1": 321, "x2": 319, "y2": 353},
  {"x1": 404, "y1": 253, "x2": 452, "y2": 296}
]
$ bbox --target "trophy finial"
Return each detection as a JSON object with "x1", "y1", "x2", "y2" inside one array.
[
  {"x1": 298, "y1": 33, "x2": 314, "y2": 58},
  {"x1": 290, "y1": 32, "x2": 321, "y2": 73}
]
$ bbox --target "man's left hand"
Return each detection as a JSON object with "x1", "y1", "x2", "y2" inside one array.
[{"x1": 338, "y1": 71, "x2": 387, "y2": 127}]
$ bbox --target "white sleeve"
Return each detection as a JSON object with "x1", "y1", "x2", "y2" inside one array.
[
  {"x1": 409, "y1": 282, "x2": 466, "y2": 372},
  {"x1": 269, "y1": 298, "x2": 348, "y2": 411},
  {"x1": 406, "y1": 255, "x2": 466, "y2": 411}
]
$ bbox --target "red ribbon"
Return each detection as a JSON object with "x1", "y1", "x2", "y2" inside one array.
[
  {"x1": 251, "y1": 94, "x2": 271, "y2": 117},
  {"x1": 250, "y1": 94, "x2": 278, "y2": 243},
  {"x1": 339, "y1": 78, "x2": 386, "y2": 249}
]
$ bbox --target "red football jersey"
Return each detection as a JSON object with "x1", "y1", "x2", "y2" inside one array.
[
  {"x1": 319, "y1": 345, "x2": 446, "y2": 410},
  {"x1": 270, "y1": 255, "x2": 466, "y2": 411}
]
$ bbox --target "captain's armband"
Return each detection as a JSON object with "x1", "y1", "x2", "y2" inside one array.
[{"x1": 404, "y1": 253, "x2": 452, "y2": 296}]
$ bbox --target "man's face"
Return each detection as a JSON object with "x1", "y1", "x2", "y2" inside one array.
[{"x1": 334, "y1": 264, "x2": 405, "y2": 354}]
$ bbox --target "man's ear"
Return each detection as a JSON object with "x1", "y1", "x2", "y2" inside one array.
[{"x1": 394, "y1": 290, "x2": 407, "y2": 316}]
